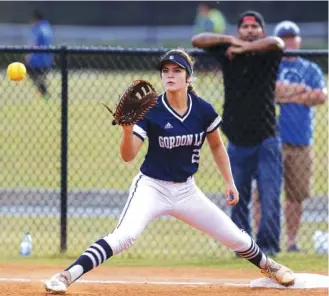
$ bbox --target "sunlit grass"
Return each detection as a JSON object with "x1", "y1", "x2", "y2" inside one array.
[{"x1": 1, "y1": 71, "x2": 327, "y2": 194}]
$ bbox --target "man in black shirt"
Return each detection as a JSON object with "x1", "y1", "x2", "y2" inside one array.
[{"x1": 192, "y1": 11, "x2": 284, "y2": 256}]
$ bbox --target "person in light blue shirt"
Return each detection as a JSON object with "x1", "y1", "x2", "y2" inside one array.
[
  {"x1": 25, "y1": 10, "x2": 53, "y2": 100},
  {"x1": 274, "y1": 21, "x2": 327, "y2": 252}
]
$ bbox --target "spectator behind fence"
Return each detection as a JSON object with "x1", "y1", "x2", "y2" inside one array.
[
  {"x1": 273, "y1": 21, "x2": 327, "y2": 252},
  {"x1": 194, "y1": 3, "x2": 226, "y2": 34},
  {"x1": 192, "y1": 11, "x2": 284, "y2": 256},
  {"x1": 25, "y1": 10, "x2": 53, "y2": 102}
]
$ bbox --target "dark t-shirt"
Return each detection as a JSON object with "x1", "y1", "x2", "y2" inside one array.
[{"x1": 206, "y1": 44, "x2": 283, "y2": 146}]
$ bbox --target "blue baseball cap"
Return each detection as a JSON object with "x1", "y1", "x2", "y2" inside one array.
[
  {"x1": 274, "y1": 21, "x2": 300, "y2": 37},
  {"x1": 159, "y1": 54, "x2": 193, "y2": 76}
]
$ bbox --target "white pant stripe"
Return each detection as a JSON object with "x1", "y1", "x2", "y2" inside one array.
[
  {"x1": 242, "y1": 245, "x2": 259, "y2": 259},
  {"x1": 91, "y1": 243, "x2": 107, "y2": 263},
  {"x1": 82, "y1": 252, "x2": 97, "y2": 268},
  {"x1": 87, "y1": 248, "x2": 102, "y2": 266},
  {"x1": 242, "y1": 245, "x2": 257, "y2": 257},
  {"x1": 243, "y1": 249, "x2": 258, "y2": 259}
]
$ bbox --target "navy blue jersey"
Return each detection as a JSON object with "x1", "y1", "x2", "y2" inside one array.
[{"x1": 133, "y1": 92, "x2": 221, "y2": 182}]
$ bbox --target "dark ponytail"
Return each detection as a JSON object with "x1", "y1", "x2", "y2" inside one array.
[{"x1": 187, "y1": 84, "x2": 198, "y2": 96}]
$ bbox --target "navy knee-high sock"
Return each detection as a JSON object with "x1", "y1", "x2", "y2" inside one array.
[
  {"x1": 65, "y1": 238, "x2": 113, "y2": 283},
  {"x1": 236, "y1": 239, "x2": 267, "y2": 269}
]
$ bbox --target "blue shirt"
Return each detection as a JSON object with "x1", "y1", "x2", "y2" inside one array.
[
  {"x1": 29, "y1": 20, "x2": 53, "y2": 69},
  {"x1": 133, "y1": 93, "x2": 222, "y2": 182},
  {"x1": 278, "y1": 57, "x2": 325, "y2": 145}
]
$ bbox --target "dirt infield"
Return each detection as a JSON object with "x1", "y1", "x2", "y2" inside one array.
[{"x1": 0, "y1": 264, "x2": 327, "y2": 296}]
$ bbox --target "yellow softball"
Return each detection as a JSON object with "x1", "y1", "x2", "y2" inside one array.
[{"x1": 7, "y1": 62, "x2": 27, "y2": 81}]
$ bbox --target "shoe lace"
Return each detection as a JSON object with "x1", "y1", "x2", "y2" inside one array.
[
  {"x1": 53, "y1": 272, "x2": 71, "y2": 287},
  {"x1": 261, "y1": 261, "x2": 281, "y2": 278}
]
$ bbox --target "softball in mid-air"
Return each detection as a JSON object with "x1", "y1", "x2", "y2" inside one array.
[{"x1": 7, "y1": 62, "x2": 27, "y2": 81}]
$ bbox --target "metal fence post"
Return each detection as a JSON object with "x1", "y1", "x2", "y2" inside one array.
[
  {"x1": 0, "y1": 46, "x2": 327, "y2": 258},
  {"x1": 60, "y1": 45, "x2": 68, "y2": 253}
]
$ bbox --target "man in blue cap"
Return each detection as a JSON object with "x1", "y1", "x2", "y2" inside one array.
[{"x1": 273, "y1": 21, "x2": 327, "y2": 252}]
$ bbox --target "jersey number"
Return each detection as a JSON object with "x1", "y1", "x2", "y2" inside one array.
[{"x1": 192, "y1": 149, "x2": 201, "y2": 163}]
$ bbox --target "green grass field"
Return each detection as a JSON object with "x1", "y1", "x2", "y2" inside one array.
[
  {"x1": 1, "y1": 70, "x2": 328, "y2": 194},
  {"x1": 1, "y1": 70, "x2": 328, "y2": 270},
  {"x1": 1, "y1": 216, "x2": 328, "y2": 271}
]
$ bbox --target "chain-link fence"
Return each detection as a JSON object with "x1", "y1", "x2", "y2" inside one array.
[{"x1": 1, "y1": 46, "x2": 328, "y2": 260}]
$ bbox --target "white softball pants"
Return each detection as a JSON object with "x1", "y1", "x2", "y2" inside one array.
[{"x1": 104, "y1": 172, "x2": 252, "y2": 255}]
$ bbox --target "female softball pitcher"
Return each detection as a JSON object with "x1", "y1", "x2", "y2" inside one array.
[{"x1": 44, "y1": 48, "x2": 295, "y2": 294}]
